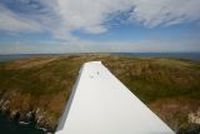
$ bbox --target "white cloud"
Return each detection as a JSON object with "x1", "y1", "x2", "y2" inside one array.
[
  {"x1": 0, "y1": 0, "x2": 200, "y2": 42},
  {"x1": 54, "y1": 0, "x2": 200, "y2": 35},
  {"x1": 1, "y1": 35, "x2": 199, "y2": 54},
  {"x1": 130, "y1": 0, "x2": 200, "y2": 27},
  {"x1": 0, "y1": 5, "x2": 42, "y2": 32},
  {"x1": 55, "y1": 0, "x2": 132, "y2": 34}
]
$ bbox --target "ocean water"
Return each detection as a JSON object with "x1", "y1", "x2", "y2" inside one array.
[
  {"x1": 0, "y1": 54, "x2": 53, "y2": 62},
  {"x1": 0, "y1": 113, "x2": 44, "y2": 134},
  {"x1": 0, "y1": 53, "x2": 199, "y2": 62},
  {"x1": 112, "y1": 52, "x2": 200, "y2": 61}
]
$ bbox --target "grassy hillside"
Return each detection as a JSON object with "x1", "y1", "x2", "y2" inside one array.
[{"x1": 0, "y1": 54, "x2": 199, "y2": 132}]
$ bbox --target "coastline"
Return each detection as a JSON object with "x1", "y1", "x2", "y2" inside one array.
[{"x1": 0, "y1": 54, "x2": 199, "y2": 133}]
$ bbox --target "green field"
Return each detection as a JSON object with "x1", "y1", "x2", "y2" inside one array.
[{"x1": 0, "y1": 54, "x2": 199, "y2": 132}]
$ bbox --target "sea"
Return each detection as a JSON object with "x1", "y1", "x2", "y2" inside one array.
[
  {"x1": 0, "y1": 52, "x2": 200, "y2": 62},
  {"x1": 112, "y1": 52, "x2": 200, "y2": 61},
  {"x1": 0, "y1": 52, "x2": 199, "y2": 134},
  {"x1": 0, "y1": 113, "x2": 44, "y2": 134},
  {"x1": 0, "y1": 54, "x2": 54, "y2": 62}
]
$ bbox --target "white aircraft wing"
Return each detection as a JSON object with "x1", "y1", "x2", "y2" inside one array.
[{"x1": 56, "y1": 61, "x2": 174, "y2": 134}]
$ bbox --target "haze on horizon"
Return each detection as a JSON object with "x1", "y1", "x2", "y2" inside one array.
[{"x1": 0, "y1": 0, "x2": 200, "y2": 54}]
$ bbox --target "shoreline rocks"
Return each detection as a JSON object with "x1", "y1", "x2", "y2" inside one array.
[
  {"x1": 188, "y1": 108, "x2": 200, "y2": 125},
  {"x1": 0, "y1": 98, "x2": 55, "y2": 133}
]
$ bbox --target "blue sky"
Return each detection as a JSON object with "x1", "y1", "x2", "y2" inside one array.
[{"x1": 0, "y1": 0, "x2": 200, "y2": 54}]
